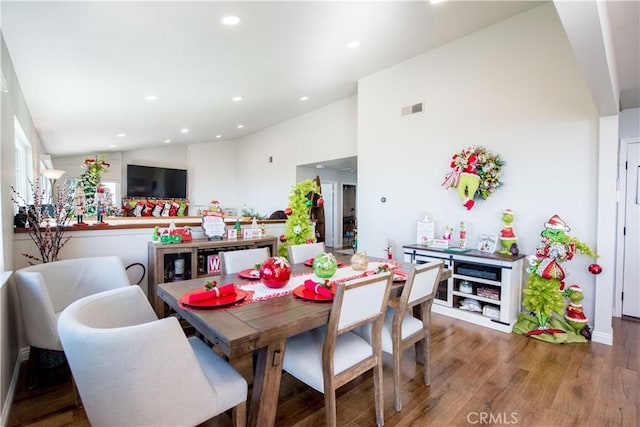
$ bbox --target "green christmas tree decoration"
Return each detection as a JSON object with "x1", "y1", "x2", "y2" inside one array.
[
  {"x1": 77, "y1": 156, "x2": 110, "y2": 217},
  {"x1": 279, "y1": 179, "x2": 320, "y2": 257},
  {"x1": 521, "y1": 275, "x2": 565, "y2": 328}
]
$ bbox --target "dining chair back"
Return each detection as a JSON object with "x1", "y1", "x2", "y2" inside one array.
[
  {"x1": 57, "y1": 285, "x2": 248, "y2": 427},
  {"x1": 283, "y1": 271, "x2": 393, "y2": 427},
  {"x1": 357, "y1": 261, "x2": 443, "y2": 411},
  {"x1": 287, "y1": 242, "x2": 326, "y2": 264},
  {"x1": 220, "y1": 247, "x2": 270, "y2": 275},
  {"x1": 14, "y1": 255, "x2": 131, "y2": 389}
]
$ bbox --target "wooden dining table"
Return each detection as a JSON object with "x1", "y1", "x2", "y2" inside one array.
[{"x1": 157, "y1": 254, "x2": 446, "y2": 426}]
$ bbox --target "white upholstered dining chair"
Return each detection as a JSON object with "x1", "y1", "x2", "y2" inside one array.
[
  {"x1": 14, "y1": 255, "x2": 131, "y2": 388},
  {"x1": 220, "y1": 247, "x2": 270, "y2": 275},
  {"x1": 357, "y1": 261, "x2": 443, "y2": 411},
  {"x1": 283, "y1": 271, "x2": 393, "y2": 426},
  {"x1": 287, "y1": 242, "x2": 326, "y2": 264},
  {"x1": 57, "y1": 285, "x2": 248, "y2": 427}
]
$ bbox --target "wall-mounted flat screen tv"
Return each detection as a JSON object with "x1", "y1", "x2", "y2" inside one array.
[{"x1": 126, "y1": 164, "x2": 187, "y2": 199}]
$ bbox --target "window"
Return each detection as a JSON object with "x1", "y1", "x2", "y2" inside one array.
[{"x1": 14, "y1": 117, "x2": 33, "y2": 208}]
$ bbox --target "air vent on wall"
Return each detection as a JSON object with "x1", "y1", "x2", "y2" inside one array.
[{"x1": 401, "y1": 102, "x2": 424, "y2": 116}]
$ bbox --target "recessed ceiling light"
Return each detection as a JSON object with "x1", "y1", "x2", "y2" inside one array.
[
  {"x1": 430, "y1": 0, "x2": 446, "y2": 4},
  {"x1": 116, "y1": 133, "x2": 126, "y2": 138},
  {"x1": 180, "y1": 128, "x2": 189, "y2": 133},
  {"x1": 108, "y1": 144, "x2": 117, "y2": 148},
  {"x1": 237, "y1": 124, "x2": 245, "y2": 129},
  {"x1": 346, "y1": 40, "x2": 360, "y2": 49},
  {"x1": 222, "y1": 15, "x2": 241, "y2": 26},
  {"x1": 300, "y1": 96, "x2": 309, "y2": 102},
  {"x1": 164, "y1": 139, "x2": 172, "y2": 144},
  {"x1": 232, "y1": 96, "x2": 243, "y2": 102},
  {"x1": 216, "y1": 135, "x2": 222, "y2": 139},
  {"x1": 316, "y1": 164, "x2": 325, "y2": 169},
  {"x1": 145, "y1": 95, "x2": 158, "y2": 101}
]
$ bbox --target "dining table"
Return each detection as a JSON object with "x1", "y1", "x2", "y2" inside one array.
[{"x1": 157, "y1": 253, "x2": 448, "y2": 426}]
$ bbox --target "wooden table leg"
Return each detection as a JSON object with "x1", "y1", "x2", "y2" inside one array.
[{"x1": 248, "y1": 339, "x2": 286, "y2": 427}]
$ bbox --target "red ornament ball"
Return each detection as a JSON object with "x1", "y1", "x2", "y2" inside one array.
[
  {"x1": 318, "y1": 197, "x2": 325, "y2": 206},
  {"x1": 588, "y1": 263, "x2": 602, "y2": 275},
  {"x1": 259, "y1": 257, "x2": 292, "y2": 288},
  {"x1": 284, "y1": 207, "x2": 293, "y2": 216},
  {"x1": 306, "y1": 238, "x2": 314, "y2": 244},
  {"x1": 279, "y1": 234, "x2": 286, "y2": 242}
]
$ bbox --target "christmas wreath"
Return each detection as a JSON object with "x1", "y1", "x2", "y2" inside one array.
[{"x1": 442, "y1": 145, "x2": 503, "y2": 210}]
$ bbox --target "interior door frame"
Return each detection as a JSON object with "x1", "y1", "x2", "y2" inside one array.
[
  {"x1": 320, "y1": 181, "x2": 336, "y2": 248},
  {"x1": 614, "y1": 137, "x2": 640, "y2": 317}
]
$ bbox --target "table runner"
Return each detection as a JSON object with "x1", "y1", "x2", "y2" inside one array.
[
  {"x1": 179, "y1": 260, "x2": 400, "y2": 310},
  {"x1": 238, "y1": 261, "x2": 398, "y2": 300}
]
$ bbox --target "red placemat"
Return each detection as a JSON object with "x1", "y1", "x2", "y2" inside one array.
[{"x1": 179, "y1": 289, "x2": 248, "y2": 309}]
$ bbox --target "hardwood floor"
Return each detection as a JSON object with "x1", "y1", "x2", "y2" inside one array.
[{"x1": 8, "y1": 315, "x2": 638, "y2": 426}]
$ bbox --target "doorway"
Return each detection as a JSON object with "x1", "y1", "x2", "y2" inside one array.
[
  {"x1": 320, "y1": 182, "x2": 335, "y2": 248},
  {"x1": 343, "y1": 184, "x2": 356, "y2": 249},
  {"x1": 621, "y1": 140, "x2": 639, "y2": 318}
]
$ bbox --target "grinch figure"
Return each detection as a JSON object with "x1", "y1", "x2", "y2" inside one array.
[
  {"x1": 563, "y1": 285, "x2": 591, "y2": 339},
  {"x1": 513, "y1": 214, "x2": 598, "y2": 343},
  {"x1": 498, "y1": 209, "x2": 518, "y2": 255}
]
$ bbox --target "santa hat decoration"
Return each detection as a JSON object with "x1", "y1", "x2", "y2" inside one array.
[
  {"x1": 544, "y1": 214, "x2": 570, "y2": 232},
  {"x1": 568, "y1": 284, "x2": 583, "y2": 294},
  {"x1": 503, "y1": 208, "x2": 514, "y2": 216}
]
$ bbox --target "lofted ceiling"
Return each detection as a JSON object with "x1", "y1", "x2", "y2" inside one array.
[{"x1": 1, "y1": 1, "x2": 638, "y2": 160}]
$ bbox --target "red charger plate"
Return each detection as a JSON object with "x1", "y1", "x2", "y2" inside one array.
[
  {"x1": 303, "y1": 258, "x2": 344, "y2": 267},
  {"x1": 393, "y1": 271, "x2": 408, "y2": 282},
  {"x1": 238, "y1": 268, "x2": 260, "y2": 280},
  {"x1": 292, "y1": 283, "x2": 336, "y2": 302},
  {"x1": 179, "y1": 289, "x2": 248, "y2": 308}
]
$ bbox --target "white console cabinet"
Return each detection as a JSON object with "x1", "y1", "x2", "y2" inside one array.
[{"x1": 403, "y1": 244, "x2": 525, "y2": 333}]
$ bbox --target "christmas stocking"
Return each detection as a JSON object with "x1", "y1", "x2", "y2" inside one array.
[{"x1": 456, "y1": 172, "x2": 480, "y2": 210}]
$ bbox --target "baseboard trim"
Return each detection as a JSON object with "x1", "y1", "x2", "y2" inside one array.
[
  {"x1": 0, "y1": 347, "x2": 29, "y2": 427},
  {"x1": 591, "y1": 330, "x2": 613, "y2": 346}
]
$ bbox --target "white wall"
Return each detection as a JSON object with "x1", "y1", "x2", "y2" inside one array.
[
  {"x1": 357, "y1": 5, "x2": 601, "y2": 321},
  {"x1": 53, "y1": 152, "x2": 123, "y2": 182},
  {"x1": 620, "y1": 108, "x2": 640, "y2": 140},
  {"x1": 232, "y1": 96, "x2": 357, "y2": 216},
  {"x1": 187, "y1": 140, "x2": 236, "y2": 212},
  {"x1": 1, "y1": 35, "x2": 48, "y2": 425}
]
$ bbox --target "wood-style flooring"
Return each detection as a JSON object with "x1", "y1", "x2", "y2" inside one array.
[{"x1": 7, "y1": 315, "x2": 639, "y2": 426}]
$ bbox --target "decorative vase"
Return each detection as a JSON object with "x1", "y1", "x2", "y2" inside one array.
[
  {"x1": 259, "y1": 256, "x2": 292, "y2": 288},
  {"x1": 313, "y1": 252, "x2": 338, "y2": 278},
  {"x1": 350, "y1": 252, "x2": 369, "y2": 271}
]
